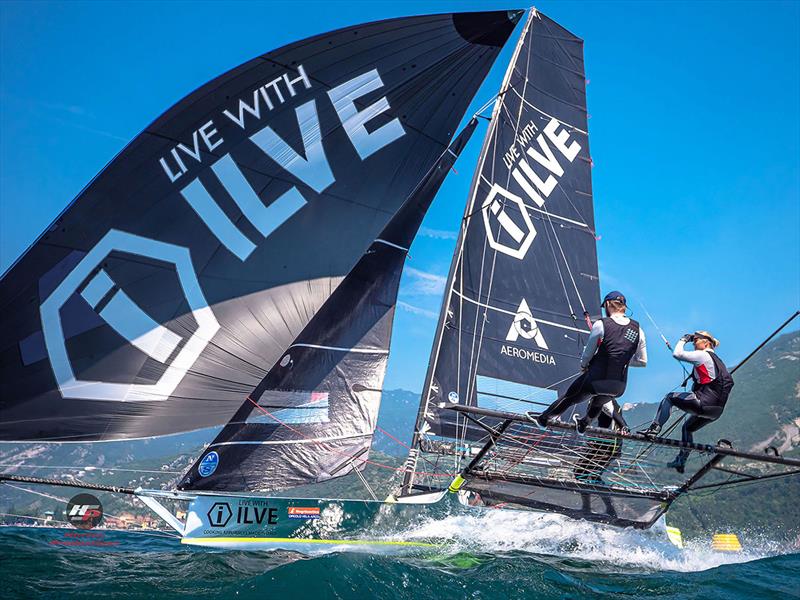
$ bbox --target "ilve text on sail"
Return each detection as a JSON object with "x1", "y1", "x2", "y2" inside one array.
[{"x1": 156, "y1": 63, "x2": 406, "y2": 261}]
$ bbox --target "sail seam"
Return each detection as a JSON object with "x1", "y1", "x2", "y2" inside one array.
[
  {"x1": 287, "y1": 343, "x2": 389, "y2": 354},
  {"x1": 210, "y1": 432, "x2": 371, "y2": 447}
]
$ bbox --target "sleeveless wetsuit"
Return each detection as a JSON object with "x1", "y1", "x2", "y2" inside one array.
[
  {"x1": 539, "y1": 316, "x2": 646, "y2": 423},
  {"x1": 653, "y1": 342, "x2": 734, "y2": 461}
]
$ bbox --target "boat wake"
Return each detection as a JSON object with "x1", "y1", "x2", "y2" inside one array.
[{"x1": 398, "y1": 508, "x2": 788, "y2": 573}]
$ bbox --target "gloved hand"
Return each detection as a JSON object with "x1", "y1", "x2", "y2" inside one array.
[
  {"x1": 620, "y1": 426, "x2": 631, "y2": 435},
  {"x1": 680, "y1": 333, "x2": 695, "y2": 343}
]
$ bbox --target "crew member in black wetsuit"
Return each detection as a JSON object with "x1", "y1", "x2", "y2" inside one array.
[
  {"x1": 531, "y1": 291, "x2": 647, "y2": 431},
  {"x1": 640, "y1": 331, "x2": 734, "y2": 473}
]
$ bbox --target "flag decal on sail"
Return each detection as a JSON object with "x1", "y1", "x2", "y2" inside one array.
[
  {"x1": 482, "y1": 184, "x2": 537, "y2": 259},
  {"x1": 505, "y1": 298, "x2": 548, "y2": 349}
]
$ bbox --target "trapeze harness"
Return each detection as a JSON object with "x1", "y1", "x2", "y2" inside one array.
[{"x1": 656, "y1": 347, "x2": 735, "y2": 460}]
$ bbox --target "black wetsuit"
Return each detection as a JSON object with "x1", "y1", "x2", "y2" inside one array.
[{"x1": 539, "y1": 317, "x2": 642, "y2": 424}]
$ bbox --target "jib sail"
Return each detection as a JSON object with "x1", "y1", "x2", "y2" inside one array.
[
  {"x1": 180, "y1": 121, "x2": 477, "y2": 492},
  {"x1": 403, "y1": 9, "x2": 600, "y2": 491},
  {"x1": 0, "y1": 11, "x2": 520, "y2": 441}
]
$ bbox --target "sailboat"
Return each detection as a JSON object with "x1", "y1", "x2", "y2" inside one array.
[{"x1": 2, "y1": 8, "x2": 798, "y2": 552}]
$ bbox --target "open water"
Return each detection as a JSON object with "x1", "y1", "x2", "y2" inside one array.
[{"x1": 2, "y1": 509, "x2": 798, "y2": 599}]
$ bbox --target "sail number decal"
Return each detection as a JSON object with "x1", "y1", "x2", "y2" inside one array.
[{"x1": 482, "y1": 118, "x2": 581, "y2": 260}]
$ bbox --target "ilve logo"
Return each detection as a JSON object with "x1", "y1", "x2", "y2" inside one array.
[{"x1": 207, "y1": 502, "x2": 233, "y2": 527}]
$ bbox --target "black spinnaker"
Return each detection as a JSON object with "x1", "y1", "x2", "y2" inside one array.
[
  {"x1": 180, "y1": 121, "x2": 477, "y2": 492},
  {"x1": 0, "y1": 11, "x2": 521, "y2": 442}
]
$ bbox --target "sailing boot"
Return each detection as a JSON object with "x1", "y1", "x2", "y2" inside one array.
[
  {"x1": 666, "y1": 455, "x2": 686, "y2": 474},
  {"x1": 638, "y1": 422, "x2": 661, "y2": 438},
  {"x1": 573, "y1": 413, "x2": 589, "y2": 435},
  {"x1": 527, "y1": 412, "x2": 549, "y2": 430}
]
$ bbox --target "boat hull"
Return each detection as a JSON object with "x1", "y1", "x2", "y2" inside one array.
[{"x1": 181, "y1": 492, "x2": 446, "y2": 553}]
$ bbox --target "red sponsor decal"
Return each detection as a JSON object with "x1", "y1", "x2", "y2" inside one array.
[{"x1": 287, "y1": 506, "x2": 321, "y2": 519}]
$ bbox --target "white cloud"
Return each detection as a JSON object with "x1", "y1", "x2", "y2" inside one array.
[
  {"x1": 418, "y1": 226, "x2": 458, "y2": 240},
  {"x1": 403, "y1": 267, "x2": 447, "y2": 296},
  {"x1": 397, "y1": 301, "x2": 437, "y2": 319}
]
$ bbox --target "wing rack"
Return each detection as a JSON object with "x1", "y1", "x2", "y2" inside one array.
[{"x1": 434, "y1": 404, "x2": 800, "y2": 529}]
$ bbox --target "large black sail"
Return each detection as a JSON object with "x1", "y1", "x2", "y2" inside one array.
[
  {"x1": 404, "y1": 10, "x2": 600, "y2": 489},
  {"x1": 180, "y1": 122, "x2": 476, "y2": 492},
  {"x1": 0, "y1": 11, "x2": 520, "y2": 441}
]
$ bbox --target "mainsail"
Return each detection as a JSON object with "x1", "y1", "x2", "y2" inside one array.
[
  {"x1": 403, "y1": 9, "x2": 599, "y2": 491},
  {"x1": 0, "y1": 11, "x2": 521, "y2": 441},
  {"x1": 180, "y1": 121, "x2": 477, "y2": 492}
]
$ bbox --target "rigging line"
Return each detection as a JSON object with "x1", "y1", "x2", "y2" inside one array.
[
  {"x1": 243, "y1": 397, "x2": 450, "y2": 477},
  {"x1": 477, "y1": 170, "x2": 591, "y2": 229},
  {"x1": 507, "y1": 86, "x2": 588, "y2": 135},
  {"x1": 375, "y1": 426, "x2": 411, "y2": 450},
  {"x1": 0, "y1": 464, "x2": 184, "y2": 475},
  {"x1": 485, "y1": 434, "x2": 647, "y2": 490},
  {"x1": 541, "y1": 200, "x2": 587, "y2": 314},
  {"x1": 730, "y1": 309, "x2": 799, "y2": 376},
  {"x1": 3, "y1": 483, "x2": 138, "y2": 524},
  {"x1": 461, "y1": 89, "x2": 511, "y2": 459},
  {"x1": 688, "y1": 468, "x2": 800, "y2": 492},
  {"x1": 464, "y1": 44, "x2": 532, "y2": 439},
  {"x1": 352, "y1": 459, "x2": 378, "y2": 501},
  {"x1": 419, "y1": 11, "x2": 535, "y2": 481},
  {"x1": 637, "y1": 296, "x2": 691, "y2": 382},
  {"x1": 0, "y1": 513, "x2": 181, "y2": 537},
  {"x1": 622, "y1": 413, "x2": 687, "y2": 477},
  {"x1": 468, "y1": 248, "x2": 500, "y2": 411},
  {"x1": 551, "y1": 178, "x2": 596, "y2": 235}
]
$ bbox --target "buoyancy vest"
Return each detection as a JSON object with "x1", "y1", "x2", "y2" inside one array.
[
  {"x1": 586, "y1": 318, "x2": 641, "y2": 392},
  {"x1": 692, "y1": 351, "x2": 735, "y2": 407}
]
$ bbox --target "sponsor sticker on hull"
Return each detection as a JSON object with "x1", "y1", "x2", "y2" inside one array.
[{"x1": 288, "y1": 506, "x2": 321, "y2": 520}]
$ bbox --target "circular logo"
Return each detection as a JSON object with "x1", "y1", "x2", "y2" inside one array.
[
  {"x1": 198, "y1": 451, "x2": 220, "y2": 477},
  {"x1": 448, "y1": 391, "x2": 459, "y2": 402},
  {"x1": 66, "y1": 493, "x2": 103, "y2": 529},
  {"x1": 279, "y1": 354, "x2": 292, "y2": 367},
  {"x1": 514, "y1": 312, "x2": 539, "y2": 339}
]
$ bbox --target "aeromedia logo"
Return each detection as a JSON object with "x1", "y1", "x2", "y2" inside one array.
[
  {"x1": 506, "y1": 298, "x2": 548, "y2": 349},
  {"x1": 66, "y1": 493, "x2": 103, "y2": 529},
  {"x1": 40, "y1": 64, "x2": 405, "y2": 404},
  {"x1": 502, "y1": 299, "x2": 555, "y2": 366},
  {"x1": 482, "y1": 117, "x2": 581, "y2": 260}
]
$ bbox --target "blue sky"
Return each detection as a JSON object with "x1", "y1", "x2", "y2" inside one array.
[{"x1": 1, "y1": 1, "x2": 798, "y2": 406}]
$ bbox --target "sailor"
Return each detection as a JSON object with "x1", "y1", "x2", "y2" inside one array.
[
  {"x1": 573, "y1": 398, "x2": 629, "y2": 485},
  {"x1": 531, "y1": 291, "x2": 647, "y2": 431},
  {"x1": 641, "y1": 331, "x2": 734, "y2": 472}
]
